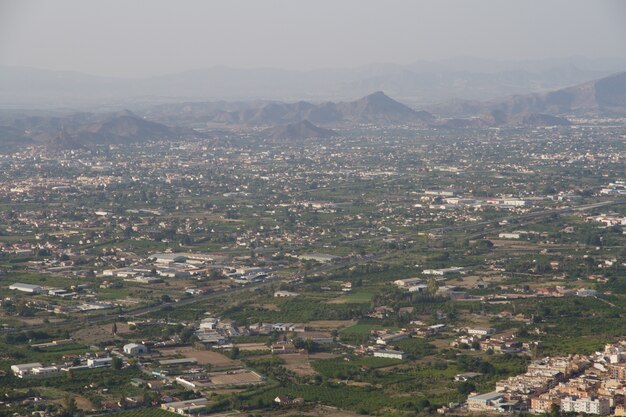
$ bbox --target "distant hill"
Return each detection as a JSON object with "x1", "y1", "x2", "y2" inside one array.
[
  {"x1": 488, "y1": 72, "x2": 626, "y2": 116},
  {"x1": 335, "y1": 91, "x2": 434, "y2": 124},
  {"x1": 263, "y1": 120, "x2": 335, "y2": 140},
  {"x1": 432, "y1": 72, "x2": 626, "y2": 118},
  {"x1": 212, "y1": 92, "x2": 434, "y2": 126},
  {"x1": 0, "y1": 110, "x2": 198, "y2": 149}
]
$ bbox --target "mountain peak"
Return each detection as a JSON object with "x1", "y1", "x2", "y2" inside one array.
[
  {"x1": 338, "y1": 91, "x2": 433, "y2": 123},
  {"x1": 365, "y1": 91, "x2": 390, "y2": 100}
]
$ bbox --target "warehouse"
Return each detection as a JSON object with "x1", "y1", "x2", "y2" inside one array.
[{"x1": 8, "y1": 283, "x2": 44, "y2": 294}]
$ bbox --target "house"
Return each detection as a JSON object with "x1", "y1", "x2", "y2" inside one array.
[
  {"x1": 271, "y1": 343, "x2": 298, "y2": 354},
  {"x1": 271, "y1": 322, "x2": 295, "y2": 332},
  {"x1": 274, "y1": 396, "x2": 304, "y2": 406},
  {"x1": 123, "y1": 343, "x2": 147, "y2": 355}
]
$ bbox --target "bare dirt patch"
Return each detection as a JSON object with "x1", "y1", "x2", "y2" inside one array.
[
  {"x1": 274, "y1": 405, "x2": 366, "y2": 417},
  {"x1": 306, "y1": 320, "x2": 356, "y2": 330},
  {"x1": 280, "y1": 353, "x2": 316, "y2": 376},
  {"x1": 51, "y1": 394, "x2": 93, "y2": 411},
  {"x1": 210, "y1": 370, "x2": 263, "y2": 385},
  {"x1": 158, "y1": 347, "x2": 238, "y2": 367},
  {"x1": 73, "y1": 322, "x2": 132, "y2": 345}
]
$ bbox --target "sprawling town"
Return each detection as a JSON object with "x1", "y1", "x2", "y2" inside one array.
[
  {"x1": 2, "y1": 2, "x2": 626, "y2": 417},
  {"x1": 0, "y1": 118, "x2": 625, "y2": 417}
]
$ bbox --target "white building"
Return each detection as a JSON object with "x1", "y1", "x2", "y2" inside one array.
[
  {"x1": 394, "y1": 277, "x2": 423, "y2": 288},
  {"x1": 373, "y1": 349, "x2": 407, "y2": 360},
  {"x1": 151, "y1": 253, "x2": 188, "y2": 264},
  {"x1": 467, "y1": 391, "x2": 505, "y2": 411},
  {"x1": 8, "y1": 283, "x2": 44, "y2": 294},
  {"x1": 11, "y1": 362, "x2": 43, "y2": 377},
  {"x1": 499, "y1": 233, "x2": 521, "y2": 239},
  {"x1": 87, "y1": 357, "x2": 113, "y2": 368},
  {"x1": 161, "y1": 398, "x2": 210, "y2": 415},
  {"x1": 561, "y1": 396, "x2": 610, "y2": 415},
  {"x1": 199, "y1": 317, "x2": 218, "y2": 330},
  {"x1": 274, "y1": 290, "x2": 300, "y2": 298},
  {"x1": 408, "y1": 284, "x2": 428, "y2": 293},
  {"x1": 467, "y1": 327, "x2": 496, "y2": 336},
  {"x1": 576, "y1": 288, "x2": 598, "y2": 297},
  {"x1": 422, "y1": 267, "x2": 466, "y2": 276},
  {"x1": 11, "y1": 362, "x2": 59, "y2": 378},
  {"x1": 31, "y1": 366, "x2": 60, "y2": 376},
  {"x1": 123, "y1": 343, "x2": 147, "y2": 355},
  {"x1": 297, "y1": 253, "x2": 337, "y2": 263},
  {"x1": 500, "y1": 199, "x2": 530, "y2": 207}
]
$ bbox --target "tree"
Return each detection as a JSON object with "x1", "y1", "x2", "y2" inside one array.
[
  {"x1": 112, "y1": 322, "x2": 118, "y2": 335},
  {"x1": 548, "y1": 403, "x2": 561, "y2": 417},
  {"x1": 231, "y1": 346, "x2": 240, "y2": 359},
  {"x1": 427, "y1": 279, "x2": 439, "y2": 296},
  {"x1": 61, "y1": 394, "x2": 78, "y2": 417},
  {"x1": 112, "y1": 356, "x2": 123, "y2": 370},
  {"x1": 458, "y1": 381, "x2": 476, "y2": 396}
]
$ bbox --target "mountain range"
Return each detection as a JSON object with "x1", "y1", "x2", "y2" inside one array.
[
  {"x1": 211, "y1": 91, "x2": 434, "y2": 126},
  {"x1": 2, "y1": 57, "x2": 625, "y2": 108},
  {"x1": 1, "y1": 71, "x2": 625, "y2": 149},
  {"x1": 430, "y1": 71, "x2": 626, "y2": 118},
  {"x1": 0, "y1": 110, "x2": 196, "y2": 149}
]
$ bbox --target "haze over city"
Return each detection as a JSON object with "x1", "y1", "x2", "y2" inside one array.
[{"x1": 1, "y1": 0, "x2": 626, "y2": 77}]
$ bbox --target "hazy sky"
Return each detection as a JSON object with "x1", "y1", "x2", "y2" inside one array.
[{"x1": 1, "y1": 0, "x2": 625, "y2": 77}]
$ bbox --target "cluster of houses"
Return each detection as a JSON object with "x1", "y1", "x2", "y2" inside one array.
[
  {"x1": 11, "y1": 342, "x2": 150, "y2": 379},
  {"x1": 194, "y1": 316, "x2": 334, "y2": 348},
  {"x1": 468, "y1": 342, "x2": 626, "y2": 415},
  {"x1": 599, "y1": 180, "x2": 626, "y2": 196},
  {"x1": 452, "y1": 327, "x2": 542, "y2": 355}
]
